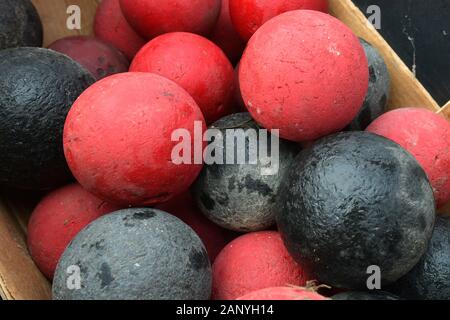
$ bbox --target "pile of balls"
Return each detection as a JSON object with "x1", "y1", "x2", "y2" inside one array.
[{"x1": 1, "y1": 0, "x2": 450, "y2": 300}]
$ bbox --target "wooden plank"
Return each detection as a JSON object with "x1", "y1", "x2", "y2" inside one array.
[
  {"x1": 0, "y1": 199, "x2": 51, "y2": 300},
  {"x1": 439, "y1": 101, "x2": 450, "y2": 115},
  {"x1": 32, "y1": 0, "x2": 100, "y2": 46},
  {"x1": 328, "y1": 0, "x2": 441, "y2": 112}
]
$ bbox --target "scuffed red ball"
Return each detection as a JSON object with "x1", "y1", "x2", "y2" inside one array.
[
  {"x1": 239, "y1": 10, "x2": 368, "y2": 142},
  {"x1": 130, "y1": 32, "x2": 235, "y2": 123},
  {"x1": 210, "y1": 0, "x2": 246, "y2": 65},
  {"x1": 119, "y1": 0, "x2": 221, "y2": 39},
  {"x1": 212, "y1": 231, "x2": 309, "y2": 300},
  {"x1": 367, "y1": 107, "x2": 450, "y2": 208},
  {"x1": 94, "y1": 0, "x2": 146, "y2": 60},
  {"x1": 237, "y1": 287, "x2": 328, "y2": 300},
  {"x1": 229, "y1": 0, "x2": 329, "y2": 41},
  {"x1": 63, "y1": 72, "x2": 206, "y2": 206},
  {"x1": 48, "y1": 36, "x2": 129, "y2": 80},
  {"x1": 156, "y1": 193, "x2": 238, "y2": 262},
  {"x1": 27, "y1": 184, "x2": 121, "y2": 279}
]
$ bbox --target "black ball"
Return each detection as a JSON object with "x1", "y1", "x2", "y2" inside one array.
[
  {"x1": 0, "y1": 47, "x2": 94, "y2": 190},
  {"x1": 192, "y1": 113, "x2": 299, "y2": 232},
  {"x1": 53, "y1": 208, "x2": 212, "y2": 300},
  {"x1": 390, "y1": 217, "x2": 450, "y2": 300},
  {"x1": 276, "y1": 132, "x2": 435, "y2": 289},
  {"x1": 0, "y1": 0, "x2": 43, "y2": 49},
  {"x1": 348, "y1": 39, "x2": 390, "y2": 131},
  {"x1": 332, "y1": 291, "x2": 399, "y2": 300}
]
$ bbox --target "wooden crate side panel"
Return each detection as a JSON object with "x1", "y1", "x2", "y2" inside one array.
[{"x1": 0, "y1": 199, "x2": 51, "y2": 300}]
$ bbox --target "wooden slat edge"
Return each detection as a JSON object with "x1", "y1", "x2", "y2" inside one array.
[
  {"x1": 329, "y1": 0, "x2": 441, "y2": 112},
  {"x1": 437, "y1": 101, "x2": 450, "y2": 120},
  {"x1": 0, "y1": 200, "x2": 52, "y2": 300}
]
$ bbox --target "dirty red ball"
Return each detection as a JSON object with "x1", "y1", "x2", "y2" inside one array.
[
  {"x1": 48, "y1": 36, "x2": 129, "y2": 80},
  {"x1": 229, "y1": 0, "x2": 329, "y2": 41},
  {"x1": 237, "y1": 286, "x2": 328, "y2": 300},
  {"x1": 239, "y1": 10, "x2": 368, "y2": 142},
  {"x1": 94, "y1": 0, "x2": 146, "y2": 60},
  {"x1": 27, "y1": 184, "x2": 121, "y2": 280},
  {"x1": 210, "y1": 0, "x2": 246, "y2": 65},
  {"x1": 63, "y1": 72, "x2": 206, "y2": 206},
  {"x1": 130, "y1": 32, "x2": 235, "y2": 124},
  {"x1": 212, "y1": 231, "x2": 309, "y2": 300},
  {"x1": 367, "y1": 107, "x2": 450, "y2": 208},
  {"x1": 156, "y1": 193, "x2": 237, "y2": 262},
  {"x1": 119, "y1": 0, "x2": 221, "y2": 39}
]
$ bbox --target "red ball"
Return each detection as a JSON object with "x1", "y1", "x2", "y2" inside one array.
[
  {"x1": 64, "y1": 72, "x2": 206, "y2": 206},
  {"x1": 94, "y1": 0, "x2": 146, "y2": 60},
  {"x1": 237, "y1": 286, "x2": 328, "y2": 300},
  {"x1": 367, "y1": 107, "x2": 450, "y2": 208},
  {"x1": 48, "y1": 36, "x2": 129, "y2": 80},
  {"x1": 130, "y1": 32, "x2": 235, "y2": 124},
  {"x1": 156, "y1": 193, "x2": 238, "y2": 262},
  {"x1": 27, "y1": 184, "x2": 121, "y2": 279},
  {"x1": 239, "y1": 10, "x2": 368, "y2": 142},
  {"x1": 119, "y1": 0, "x2": 221, "y2": 39},
  {"x1": 210, "y1": 0, "x2": 246, "y2": 65},
  {"x1": 212, "y1": 231, "x2": 309, "y2": 300},
  {"x1": 230, "y1": 0, "x2": 329, "y2": 41}
]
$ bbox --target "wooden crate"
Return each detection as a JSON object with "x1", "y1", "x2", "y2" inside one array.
[{"x1": 0, "y1": 0, "x2": 449, "y2": 300}]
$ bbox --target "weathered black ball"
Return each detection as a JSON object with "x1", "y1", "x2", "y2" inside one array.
[
  {"x1": 0, "y1": 0, "x2": 43, "y2": 50},
  {"x1": 389, "y1": 217, "x2": 450, "y2": 300},
  {"x1": 192, "y1": 113, "x2": 299, "y2": 232},
  {"x1": 332, "y1": 291, "x2": 399, "y2": 300},
  {"x1": 0, "y1": 47, "x2": 94, "y2": 190},
  {"x1": 53, "y1": 208, "x2": 212, "y2": 300},
  {"x1": 348, "y1": 39, "x2": 390, "y2": 131},
  {"x1": 276, "y1": 132, "x2": 435, "y2": 289}
]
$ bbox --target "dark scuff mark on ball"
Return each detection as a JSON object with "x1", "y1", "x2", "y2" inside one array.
[
  {"x1": 228, "y1": 175, "x2": 236, "y2": 192},
  {"x1": 98, "y1": 262, "x2": 114, "y2": 289},
  {"x1": 200, "y1": 191, "x2": 216, "y2": 210},
  {"x1": 75, "y1": 260, "x2": 88, "y2": 275},
  {"x1": 242, "y1": 175, "x2": 273, "y2": 196},
  {"x1": 122, "y1": 209, "x2": 155, "y2": 226},
  {"x1": 122, "y1": 215, "x2": 136, "y2": 227},
  {"x1": 133, "y1": 210, "x2": 156, "y2": 220},
  {"x1": 369, "y1": 65, "x2": 377, "y2": 83},
  {"x1": 216, "y1": 193, "x2": 229, "y2": 206},
  {"x1": 188, "y1": 248, "x2": 210, "y2": 271},
  {"x1": 90, "y1": 239, "x2": 106, "y2": 251}
]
